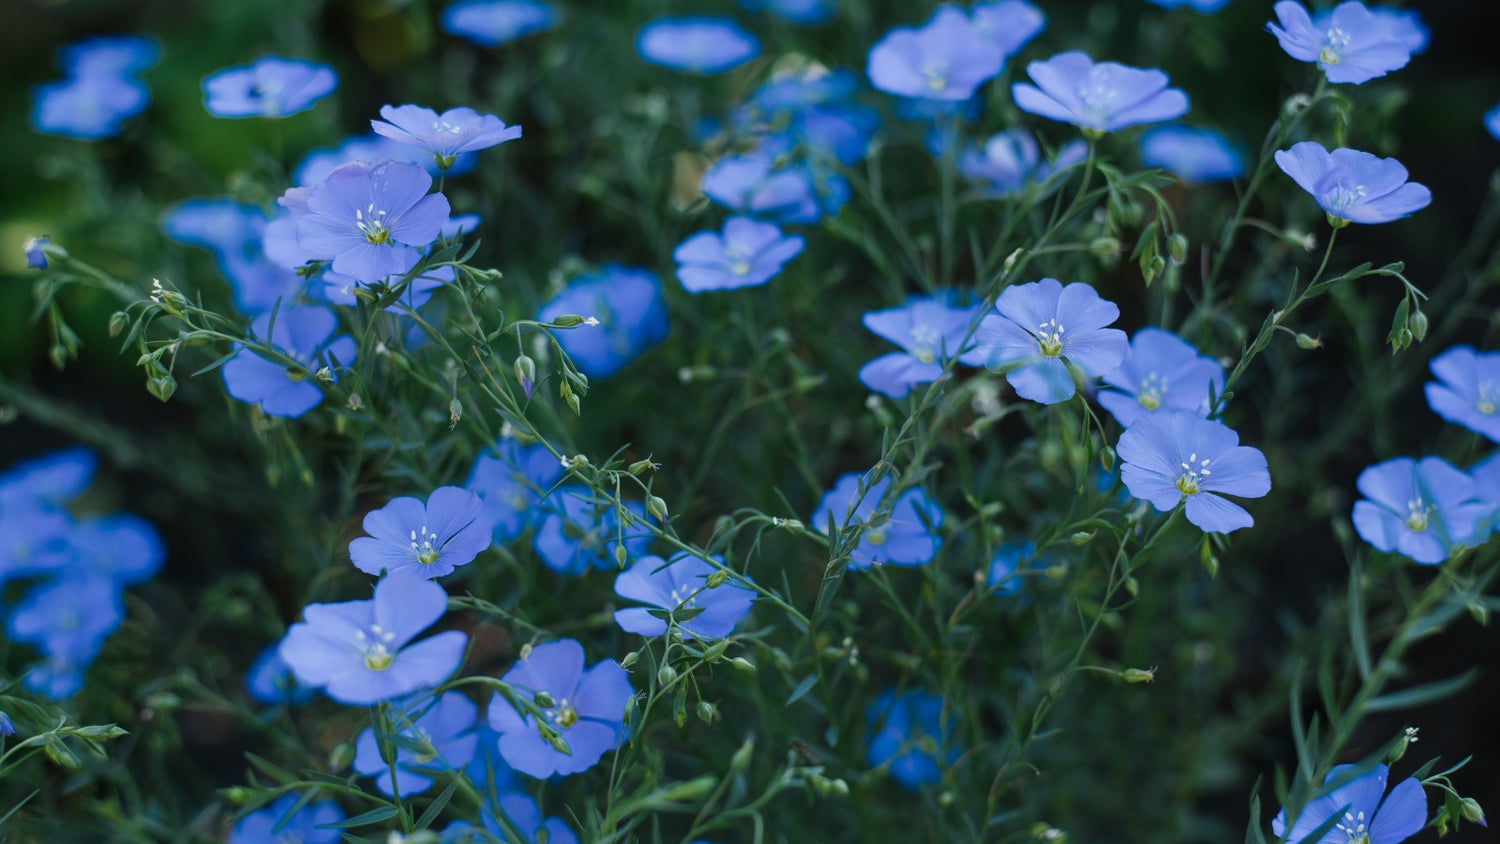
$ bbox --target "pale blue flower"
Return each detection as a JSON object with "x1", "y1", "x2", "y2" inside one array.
[
  {"x1": 975, "y1": 279, "x2": 1128, "y2": 405},
  {"x1": 674, "y1": 216, "x2": 805, "y2": 292},
  {"x1": 202, "y1": 56, "x2": 337, "y2": 118},
  {"x1": 1267, "y1": 1, "x2": 1418, "y2": 84},
  {"x1": 1098, "y1": 327, "x2": 1225, "y2": 427},
  {"x1": 1117, "y1": 412, "x2": 1271, "y2": 533},
  {"x1": 1013, "y1": 51, "x2": 1188, "y2": 135},
  {"x1": 636, "y1": 17, "x2": 760, "y2": 75},
  {"x1": 372, "y1": 104, "x2": 522, "y2": 169},
  {"x1": 1140, "y1": 125, "x2": 1246, "y2": 183},
  {"x1": 866, "y1": 5, "x2": 1004, "y2": 101},
  {"x1": 1274, "y1": 141, "x2": 1430, "y2": 226},
  {"x1": 1352, "y1": 457, "x2": 1489, "y2": 564},
  {"x1": 487, "y1": 639, "x2": 632, "y2": 778},
  {"x1": 1425, "y1": 346, "x2": 1500, "y2": 442},
  {"x1": 1273, "y1": 764, "x2": 1426, "y2": 844},
  {"x1": 811, "y1": 472, "x2": 943, "y2": 568},
  {"x1": 441, "y1": 0, "x2": 556, "y2": 46}
]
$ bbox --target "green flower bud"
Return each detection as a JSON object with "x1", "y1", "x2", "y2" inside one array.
[
  {"x1": 1121, "y1": 667, "x2": 1157, "y2": 683},
  {"x1": 657, "y1": 664, "x2": 678, "y2": 687},
  {"x1": 1069, "y1": 531, "x2": 1094, "y2": 546},
  {"x1": 647, "y1": 495, "x2": 669, "y2": 521},
  {"x1": 1408, "y1": 310, "x2": 1428, "y2": 342},
  {"x1": 696, "y1": 701, "x2": 715, "y2": 724},
  {"x1": 730, "y1": 736, "x2": 755, "y2": 772},
  {"x1": 728, "y1": 657, "x2": 756, "y2": 673},
  {"x1": 619, "y1": 651, "x2": 639, "y2": 669},
  {"x1": 147, "y1": 372, "x2": 177, "y2": 403},
  {"x1": 1460, "y1": 797, "x2": 1486, "y2": 826},
  {"x1": 1167, "y1": 232, "x2": 1189, "y2": 264},
  {"x1": 534, "y1": 691, "x2": 556, "y2": 709},
  {"x1": 1295, "y1": 333, "x2": 1322, "y2": 350},
  {"x1": 628, "y1": 457, "x2": 660, "y2": 475},
  {"x1": 108, "y1": 311, "x2": 129, "y2": 337},
  {"x1": 705, "y1": 569, "x2": 729, "y2": 588},
  {"x1": 551, "y1": 314, "x2": 587, "y2": 327}
]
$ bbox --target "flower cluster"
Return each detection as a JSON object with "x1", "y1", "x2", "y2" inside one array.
[
  {"x1": 31, "y1": 35, "x2": 158, "y2": 140},
  {"x1": 1, "y1": 447, "x2": 164, "y2": 698}
]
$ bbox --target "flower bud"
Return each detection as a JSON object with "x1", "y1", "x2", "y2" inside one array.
[
  {"x1": 701, "y1": 639, "x2": 730, "y2": 662},
  {"x1": 147, "y1": 372, "x2": 177, "y2": 403},
  {"x1": 1408, "y1": 310, "x2": 1428, "y2": 342},
  {"x1": 1295, "y1": 333, "x2": 1322, "y2": 350},
  {"x1": 1167, "y1": 232, "x2": 1189, "y2": 264},
  {"x1": 728, "y1": 657, "x2": 756, "y2": 673},
  {"x1": 108, "y1": 311, "x2": 129, "y2": 337},
  {"x1": 696, "y1": 701, "x2": 715, "y2": 724},
  {"x1": 329, "y1": 741, "x2": 355, "y2": 772},
  {"x1": 657, "y1": 663, "x2": 678, "y2": 687},
  {"x1": 551, "y1": 314, "x2": 587, "y2": 327},
  {"x1": 448, "y1": 398, "x2": 463, "y2": 427},
  {"x1": 534, "y1": 691, "x2": 556, "y2": 709},
  {"x1": 565, "y1": 391, "x2": 582, "y2": 416},
  {"x1": 628, "y1": 457, "x2": 660, "y2": 475},
  {"x1": 1121, "y1": 667, "x2": 1157, "y2": 683},
  {"x1": 647, "y1": 495, "x2": 669, "y2": 521},
  {"x1": 1069, "y1": 531, "x2": 1094, "y2": 546},
  {"x1": 1460, "y1": 797, "x2": 1486, "y2": 827},
  {"x1": 614, "y1": 543, "x2": 628, "y2": 567},
  {"x1": 619, "y1": 651, "x2": 639, "y2": 669},
  {"x1": 353, "y1": 285, "x2": 380, "y2": 305},
  {"x1": 1099, "y1": 446, "x2": 1115, "y2": 472},
  {"x1": 514, "y1": 355, "x2": 536, "y2": 398},
  {"x1": 705, "y1": 569, "x2": 729, "y2": 588},
  {"x1": 730, "y1": 736, "x2": 755, "y2": 772},
  {"x1": 547, "y1": 732, "x2": 573, "y2": 755}
]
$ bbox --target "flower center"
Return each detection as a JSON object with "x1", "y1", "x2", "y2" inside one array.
[
  {"x1": 547, "y1": 698, "x2": 579, "y2": 729},
  {"x1": 58, "y1": 609, "x2": 81, "y2": 630},
  {"x1": 358, "y1": 625, "x2": 398, "y2": 671},
  {"x1": 432, "y1": 119, "x2": 465, "y2": 136},
  {"x1": 668, "y1": 585, "x2": 701, "y2": 612},
  {"x1": 909, "y1": 324, "x2": 941, "y2": 364},
  {"x1": 1476, "y1": 381, "x2": 1496, "y2": 415},
  {"x1": 1175, "y1": 452, "x2": 1211, "y2": 496},
  {"x1": 1137, "y1": 372, "x2": 1167, "y2": 410},
  {"x1": 410, "y1": 526, "x2": 441, "y2": 565},
  {"x1": 921, "y1": 60, "x2": 949, "y2": 92},
  {"x1": 1335, "y1": 808, "x2": 1369, "y2": 843},
  {"x1": 1319, "y1": 27, "x2": 1351, "y2": 67},
  {"x1": 356, "y1": 204, "x2": 391, "y2": 244},
  {"x1": 1077, "y1": 74, "x2": 1119, "y2": 126},
  {"x1": 1036, "y1": 319, "x2": 1066, "y2": 357},
  {"x1": 1325, "y1": 182, "x2": 1368, "y2": 213},
  {"x1": 1405, "y1": 497, "x2": 1430, "y2": 532}
]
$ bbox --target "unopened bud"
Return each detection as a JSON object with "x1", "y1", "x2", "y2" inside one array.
[
  {"x1": 108, "y1": 311, "x2": 128, "y2": 337},
  {"x1": 705, "y1": 570, "x2": 729, "y2": 588},
  {"x1": 448, "y1": 398, "x2": 462, "y2": 427},
  {"x1": 701, "y1": 639, "x2": 730, "y2": 662},
  {"x1": 1070, "y1": 531, "x2": 1094, "y2": 546},
  {"x1": 657, "y1": 664, "x2": 678, "y2": 687},
  {"x1": 730, "y1": 736, "x2": 755, "y2": 771},
  {"x1": 1099, "y1": 446, "x2": 1115, "y2": 472},
  {"x1": 534, "y1": 691, "x2": 556, "y2": 709},
  {"x1": 647, "y1": 495, "x2": 669, "y2": 521},
  {"x1": 547, "y1": 732, "x2": 572, "y2": 755},
  {"x1": 619, "y1": 651, "x2": 639, "y2": 669},
  {"x1": 1393, "y1": 328, "x2": 1413, "y2": 351},
  {"x1": 1295, "y1": 333, "x2": 1322, "y2": 350},
  {"x1": 728, "y1": 657, "x2": 756, "y2": 673},
  {"x1": 1460, "y1": 797, "x2": 1486, "y2": 827},
  {"x1": 614, "y1": 543, "x2": 628, "y2": 567},
  {"x1": 565, "y1": 391, "x2": 581, "y2": 416},
  {"x1": 1167, "y1": 232, "x2": 1189, "y2": 264},
  {"x1": 1002, "y1": 248, "x2": 1024, "y2": 274},
  {"x1": 514, "y1": 355, "x2": 536, "y2": 399},
  {"x1": 147, "y1": 373, "x2": 177, "y2": 403},
  {"x1": 329, "y1": 741, "x2": 354, "y2": 772},
  {"x1": 353, "y1": 285, "x2": 380, "y2": 305},
  {"x1": 1089, "y1": 237, "x2": 1122, "y2": 261},
  {"x1": 551, "y1": 314, "x2": 586, "y2": 327},
  {"x1": 628, "y1": 457, "x2": 660, "y2": 475},
  {"x1": 696, "y1": 701, "x2": 715, "y2": 724},
  {"x1": 1408, "y1": 310, "x2": 1428, "y2": 342},
  {"x1": 1282, "y1": 92, "x2": 1312, "y2": 118},
  {"x1": 1121, "y1": 667, "x2": 1157, "y2": 683}
]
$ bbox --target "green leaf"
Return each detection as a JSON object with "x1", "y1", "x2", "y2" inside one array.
[
  {"x1": 316, "y1": 805, "x2": 399, "y2": 829},
  {"x1": 786, "y1": 674, "x2": 818, "y2": 706},
  {"x1": 1366, "y1": 668, "x2": 1479, "y2": 712}
]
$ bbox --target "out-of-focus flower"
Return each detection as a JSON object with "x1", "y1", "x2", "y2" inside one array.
[
  {"x1": 866, "y1": 5, "x2": 1004, "y2": 101},
  {"x1": 1012, "y1": 51, "x2": 1188, "y2": 135},
  {"x1": 1140, "y1": 125, "x2": 1246, "y2": 183},
  {"x1": 1098, "y1": 327, "x2": 1225, "y2": 427},
  {"x1": 60, "y1": 35, "x2": 160, "y2": 77},
  {"x1": 441, "y1": 0, "x2": 557, "y2": 46},
  {"x1": 246, "y1": 641, "x2": 316, "y2": 706},
  {"x1": 1146, "y1": 0, "x2": 1230, "y2": 12},
  {"x1": 487, "y1": 639, "x2": 632, "y2": 778},
  {"x1": 536, "y1": 265, "x2": 669, "y2": 379},
  {"x1": 279, "y1": 576, "x2": 467, "y2": 705},
  {"x1": 866, "y1": 688, "x2": 957, "y2": 790},
  {"x1": 465, "y1": 439, "x2": 565, "y2": 545},
  {"x1": 958, "y1": 130, "x2": 1088, "y2": 197},
  {"x1": 970, "y1": 0, "x2": 1046, "y2": 56},
  {"x1": 24, "y1": 236, "x2": 50, "y2": 270},
  {"x1": 858, "y1": 296, "x2": 985, "y2": 399},
  {"x1": 228, "y1": 793, "x2": 343, "y2": 844},
  {"x1": 1425, "y1": 346, "x2": 1500, "y2": 442},
  {"x1": 811, "y1": 472, "x2": 943, "y2": 568},
  {"x1": 738, "y1": 0, "x2": 836, "y2": 25},
  {"x1": 613, "y1": 552, "x2": 755, "y2": 639},
  {"x1": 202, "y1": 56, "x2": 337, "y2": 118},
  {"x1": 1267, "y1": 1, "x2": 1419, "y2": 84},
  {"x1": 975, "y1": 278, "x2": 1128, "y2": 405},
  {"x1": 31, "y1": 73, "x2": 150, "y2": 140},
  {"x1": 354, "y1": 691, "x2": 479, "y2": 795},
  {"x1": 1117, "y1": 412, "x2": 1271, "y2": 533},
  {"x1": 636, "y1": 16, "x2": 760, "y2": 75},
  {"x1": 1274, "y1": 141, "x2": 1430, "y2": 226},
  {"x1": 532, "y1": 486, "x2": 653, "y2": 575},
  {"x1": 674, "y1": 216, "x2": 805, "y2": 292},
  {"x1": 1272, "y1": 764, "x2": 1426, "y2": 844},
  {"x1": 1486, "y1": 102, "x2": 1500, "y2": 142},
  {"x1": 1352, "y1": 457, "x2": 1489, "y2": 564},
  {"x1": 221, "y1": 306, "x2": 356, "y2": 419}
]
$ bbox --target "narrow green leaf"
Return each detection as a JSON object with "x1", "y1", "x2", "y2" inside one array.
[{"x1": 1366, "y1": 668, "x2": 1479, "y2": 712}]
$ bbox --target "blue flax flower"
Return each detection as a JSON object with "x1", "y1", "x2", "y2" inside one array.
[
  {"x1": 0, "y1": 445, "x2": 96, "y2": 507},
  {"x1": 1140, "y1": 125, "x2": 1246, "y2": 183},
  {"x1": 811, "y1": 472, "x2": 943, "y2": 569},
  {"x1": 674, "y1": 217, "x2": 805, "y2": 293},
  {"x1": 1275, "y1": 142, "x2": 1430, "y2": 226},
  {"x1": 1146, "y1": 0, "x2": 1229, "y2": 12},
  {"x1": 859, "y1": 296, "x2": 985, "y2": 399},
  {"x1": 70, "y1": 514, "x2": 165, "y2": 586},
  {"x1": 372, "y1": 104, "x2": 522, "y2": 170},
  {"x1": 1013, "y1": 51, "x2": 1188, "y2": 136},
  {"x1": 1424, "y1": 346, "x2": 1500, "y2": 442},
  {"x1": 987, "y1": 542, "x2": 1046, "y2": 596},
  {"x1": 613, "y1": 553, "x2": 755, "y2": 639},
  {"x1": 465, "y1": 439, "x2": 565, "y2": 544},
  {"x1": 970, "y1": 0, "x2": 1046, "y2": 56},
  {"x1": 229, "y1": 793, "x2": 343, "y2": 844},
  {"x1": 636, "y1": 17, "x2": 760, "y2": 75},
  {"x1": 959, "y1": 130, "x2": 1088, "y2": 198},
  {"x1": 31, "y1": 73, "x2": 150, "y2": 140},
  {"x1": 25, "y1": 236, "x2": 50, "y2": 269},
  {"x1": 865, "y1": 688, "x2": 957, "y2": 790},
  {"x1": 1098, "y1": 327, "x2": 1225, "y2": 428},
  {"x1": 1314, "y1": 5, "x2": 1428, "y2": 54},
  {"x1": 297, "y1": 160, "x2": 451, "y2": 283},
  {"x1": 296, "y1": 133, "x2": 475, "y2": 185},
  {"x1": 700, "y1": 151, "x2": 845, "y2": 224},
  {"x1": 202, "y1": 56, "x2": 337, "y2": 118},
  {"x1": 441, "y1": 793, "x2": 579, "y2": 844},
  {"x1": 532, "y1": 486, "x2": 652, "y2": 575},
  {"x1": 60, "y1": 35, "x2": 160, "y2": 77},
  {"x1": 1487, "y1": 103, "x2": 1500, "y2": 142},
  {"x1": 279, "y1": 576, "x2": 467, "y2": 706},
  {"x1": 1352, "y1": 457, "x2": 1488, "y2": 564},
  {"x1": 1273, "y1": 764, "x2": 1425, "y2": 844},
  {"x1": 354, "y1": 691, "x2": 479, "y2": 796},
  {"x1": 221, "y1": 306, "x2": 356, "y2": 419},
  {"x1": 442, "y1": 0, "x2": 557, "y2": 46},
  {"x1": 536, "y1": 265, "x2": 669, "y2": 380},
  {"x1": 1117, "y1": 412, "x2": 1271, "y2": 533},
  {"x1": 866, "y1": 5, "x2": 1004, "y2": 101},
  {"x1": 7, "y1": 577, "x2": 124, "y2": 680},
  {"x1": 246, "y1": 641, "x2": 316, "y2": 705},
  {"x1": 161, "y1": 198, "x2": 302, "y2": 314},
  {"x1": 487, "y1": 638, "x2": 632, "y2": 778},
  {"x1": 1268, "y1": 1, "x2": 1418, "y2": 84},
  {"x1": 1469, "y1": 453, "x2": 1500, "y2": 534},
  {"x1": 976, "y1": 278, "x2": 1128, "y2": 405},
  {"x1": 0, "y1": 712, "x2": 13, "y2": 737},
  {"x1": 350, "y1": 486, "x2": 494, "y2": 579},
  {"x1": 738, "y1": 0, "x2": 836, "y2": 26}
]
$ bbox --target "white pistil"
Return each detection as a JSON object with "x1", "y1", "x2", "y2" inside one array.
[
  {"x1": 1137, "y1": 371, "x2": 1168, "y2": 410},
  {"x1": 1333, "y1": 808, "x2": 1368, "y2": 842},
  {"x1": 909, "y1": 324, "x2": 942, "y2": 364},
  {"x1": 411, "y1": 526, "x2": 441, "y2": 565},
  {"x1": 545, "y1": 697, "x2": 579, "y2": 729},
  {"x1": 1476, "y1": 381, "x2": 1496, "y2": 415},
  {"x1": 358, "y1": 624, "x2": 398, "y2": 671},
  {"x1": 921, "y1": 60, "x2": 949, "y2": 92},
  {"x1": 1176, "y1": 452, "x2": 1212, "y2": 496},
  {"x1": 1320, "y1": 27, "x2": 1351, "y2": 67},
  {"x1": 356, "y1": 204, "x2": 391, "y2": 244},
  {"x1": 1405, "y1": 497, "x2": 1430, "y2": 532},
  {"x1": 1036, "y1": 319, "x2": 1066, "y2": 357}
]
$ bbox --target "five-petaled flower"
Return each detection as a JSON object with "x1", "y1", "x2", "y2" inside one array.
[
  {"x1": 349, "y1": 486, "x2": 494, "y2": 579},
  {"x1": 353, "y1": 691, "x2": 479, "y2": 796},
  {"x1": 202, "y1": 55, "x2": 337, "y2": 118},
  {"x1": 487, "y1": 638, "x2": 633, "y2": 778},
  {"x1": 371, "y1": 104, "x2": 522, "y2": 170},
  {"x1": 1098, "y1": 327, "x2": 1225, "y2": 428},
  {"x1": 1012, "y1": 51, "x2": 1189, "y2": 137},
  {"x1": 866, "y1": 5, "x2": 1004, "y2": 101},
  {"x1": 228, "y1": 793, "x2": 344, "y2": 844},
  {"x1": 1424, "y1": 346, "x2": 1500, "y2": 442},
  {"x1": 1117, "y1": 412, "x2": 1271, "y2": 533},
  {"x1": 859, "y1": 295, "x2": 986, "y2": 399},
  {"x1": 865, "y1": 688, "x2": 958, "y2": 790},
  {"x1": 279, "y1": 576, "x2": 467, "y2": 705},
  {"x1": 636, "y1": 16, "x2": 760, "y2": 75},
  {"x1": 811, "y1": 472, "x2": 944, "y2": 568},
  {"x1": 296, "y1": 160, "x2": 451, "y2": 283},
  {"x1": 1272, "y1": 764, "x2": 1426, "y2": 844},
  {"x1": 976, "y1": 278, "x2": 1129, "y2": 405},
  {"x1": 220, "y1": 305, "x2": 356, "y2": 419},
  {"x1": 1267, "y1": 1, "x2": 1420, "y2": 85},
  {"x1": 1351, "y1": 457, "x2": 1489, "y2": 564},
  {"x1": 613, "y1": 552, "x2": 756, "y2": 640},
  {"x1": 1274, "y1": 141, "x2": 1430, "y2": 227},
  {"x1": 674, "y1": 216, "x2": 805, "y2": 293}
]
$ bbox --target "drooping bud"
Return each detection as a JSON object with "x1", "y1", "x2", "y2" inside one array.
[
  {"x1": 1121, "y1": 667, "x2": 1156, "y2": 683},
  {"x1": 551, "y1": 314, "x2": 587, "y2": 327},
  {"x1": 514, "y1": 355, "x2": 536, "y2": 398}
]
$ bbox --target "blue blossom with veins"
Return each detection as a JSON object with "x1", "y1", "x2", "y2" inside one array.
[
  {"x1": 613, "y1": 552, "x2": 755, "y2": 639},
  {"x1": 1098, "y1": 327, "x2": 1225, "y2": 427},
  {"x1": 859, "y1": 296, "x2": 985, "y2": 399},
  {"x1": 354, "y1": 691, "x2": 479, "y2": 796},
  {"x1": 674, "y1": 216, "x2": 804, "y2": 292},
  {"x1": 976, "y1": 278, "x2": 1128, "y2": 405},
  {"x1": 811, "y1": 472, "x2": 943, "y2": 568},
  {"x1": 1012, "y1": 51, "x2": 1189, "y2": 136},
  {"x1": 296, "y1": 160, "x2": 451, "y2": 283},
  {"x1": 371, "y1": 103, "x2": 522, "y2": 169},
  {"x1": 1424, "y1": 346, "x2": 1500, "y2": 442},
  {"x1": 1352, "y1": 457, "x2": 1488, "y2": 564},
  {"x1": 1268, "y1": 1, "x2": 1419, "y2": 84},
  {"x1": 487, "y1": 638, "x2": 632, "y2": 778},
  {"x1": 349, "y1": 486, "x2": 494, "y2": 579},
  {"x1": 1272, "y1": 764, "x2": 1426, "y2": 844},
  {"x1": 1117, "y1": 412, "x2": 1271, "y2": 533},
  {"x1": 1274, "y1": 142, "x2": 1430, "y2": 226}
]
